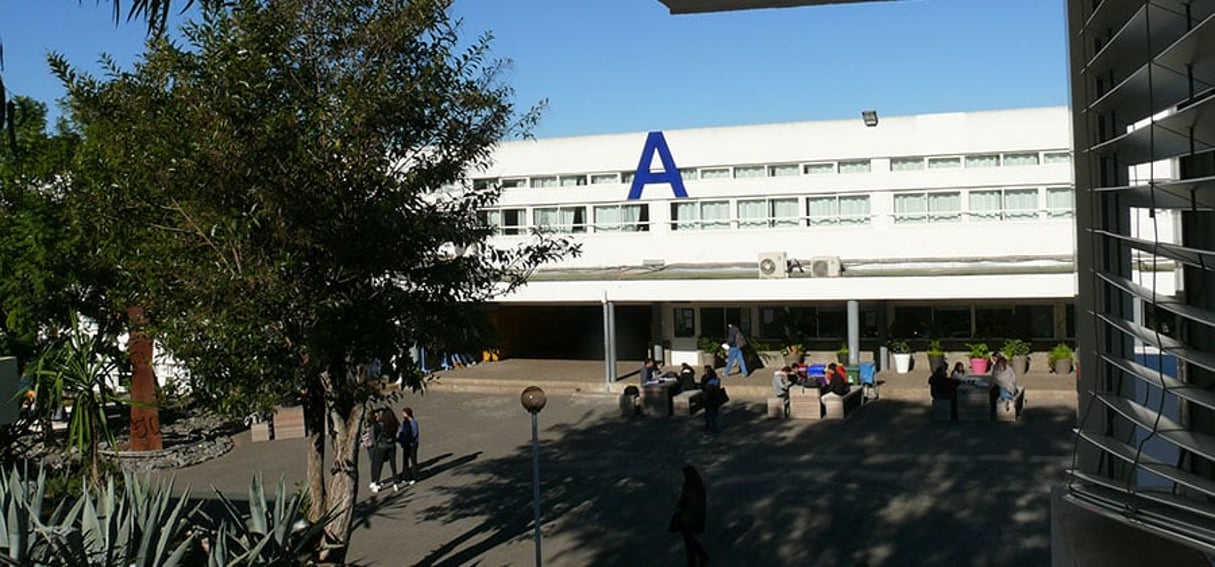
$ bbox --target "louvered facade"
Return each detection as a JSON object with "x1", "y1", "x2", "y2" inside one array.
[{"x1": 1067, "y1": 0, "x2": 1215, "y2": 552}]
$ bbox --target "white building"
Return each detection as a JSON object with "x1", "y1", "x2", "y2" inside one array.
[{"x1": 480, "y1": 107, "x2": 1098, "y2": 369}]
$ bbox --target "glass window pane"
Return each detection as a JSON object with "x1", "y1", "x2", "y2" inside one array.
[
  {"x1": 502, "y1": 209, "x2": 523, "y2": 235},
  {"x1": 894, "y1": 193, "x2": 927, "y2": 224},
  {"x1": 770, "y1": 198, "x2": 799, "y2": 227},
  {"x1": 1046, "y1": 187, "x2": 1074, "y2": 218},
  {"x1": 501, "y1": 178, "x2": 526, "y2": 188},
  {"x1": 590, "y1": 173, "x2": 619, "y2": 185},
  {"x1": 928, "y1": 192, "x2": 961, "y2": 222},
  {"x1": 891, "y1": 157, "x2": 925, "y2": 171},
  {"x1": 559, "y1": 175, "x2": 587, "y2": 187},
  {"x1": 1028, "y1": 305, "x2": 1054, "y2": 338},
  {"x1": 734, "y1": 165, "x2": 765, "y2": 178},
  {"x1": 679, "y1": 168, "x2": 699, "y2": 181},
  {"x1": 1043, "y1": 152, "x2": 1071, "y2": 165},
  {"x1": 839, "y1": 160, "x2": 871, "y2": 174},
  {"x1": 1004, "y1": 188, "x2": 1040, "y2": 220},
  {"x1": 803, "y1": 163, "x2": 835, "y2": 175},
  {"x1": 701, "y1": 168, "x2": 730, "y2": 180},
  {"x1": 594, "y1": 205, "x2": 622, "y2": 232},
  {"x1": 928, "y1": 157, "x2": 962, "y2": 169},
  {"x1": 671, "y1": 202, "x2": 698, "y2": 231},
  {"x1": 817, "y1": 307, "x2": 847, "y2": 338},
  {"x1": 806, "y1": 197, "x2": 837, "y2": 226},
  {"x1": 675, "y1": 308, "x2": 696, "y2": 338},
  {"x1": 969, "y1": 190, "x2": 1003, "y2": 222},
  {"x1": 473, "y1": 178, "x2": 495, "y2": 190},
  {"x1": 737, "y1": 199, "x2": 767, "y2": 228},
  {"x1": 965, "y1": 154, "x2": 1000, "y2": 168},
  {"x1": 700, "y1": 308, "x2": 726, "y2": 340},
  {"x1": 1003, "y1": 152, "x2": 1040, "y2": 166},
  {"x1": 534, "y1": 208, "x2": 557, "y2": 230},
  {"x1": 975, "y1": 306, "x2": 1017, "y2": 338},
  {"x1": 769, "y1": 164, "x2": 799, "y2": 177},
  {"x1": 622, "y1": 172, "x2": 635, "y2": 184},
  {"x1": 838, "y1": 195, "x2": 870, "y2": 225},
  {"x1": 530, "y1": 176, "x2": 558, "y2": 188},
  {"x1": 934, "y1": 307, "x2": 972, "y2": 338},
  {"x1": 701, "y1": 200, "x2": 730, "y2": 230},
  {"x1": 891, "y1": 306, "x2": 932, "y2": 339}
]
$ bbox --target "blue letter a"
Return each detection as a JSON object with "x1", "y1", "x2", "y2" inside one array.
[{"x1": 627, "y1": 131, "x2": 688, "y2": 200}]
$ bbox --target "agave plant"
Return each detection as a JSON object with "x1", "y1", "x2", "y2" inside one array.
[{"x1": 209, "y1": 474, "x2": 333, "y2": 565}]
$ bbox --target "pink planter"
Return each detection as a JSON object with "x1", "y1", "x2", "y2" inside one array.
[{"x1": 970, "y1": 357, "x2": 990, "y2": 375}]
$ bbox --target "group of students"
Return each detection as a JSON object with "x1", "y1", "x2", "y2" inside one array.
[
  {"x1": 642, "y1": 360, "x2": 730, "y2": 434},
  {"x1": 772, "y1": 362, "x2": 851, "y2": 399},
  {"x1": 363, "y1": 406, "x2": 421, "y2": 493},
  {"x1": 928, "y1": 354, "x2": 1021, "y2": 408}
]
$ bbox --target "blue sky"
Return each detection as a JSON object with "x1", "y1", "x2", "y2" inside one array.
[{"x1": 1, "y1": 0, "x2": 1068, "y2": 138}]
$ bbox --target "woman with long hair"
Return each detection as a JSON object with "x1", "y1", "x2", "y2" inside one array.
[{"x1": 670, "y1": 464, "x2": 709, "y2": 566}]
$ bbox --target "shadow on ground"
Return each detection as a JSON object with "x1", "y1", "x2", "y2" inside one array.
[{"x1": 405, "y1": 398, "x2": 1075, "y2": 566}]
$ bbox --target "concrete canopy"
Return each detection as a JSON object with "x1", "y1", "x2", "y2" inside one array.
[{"x1": 657, "y1": 0, "x2": 894, "y2": 15}]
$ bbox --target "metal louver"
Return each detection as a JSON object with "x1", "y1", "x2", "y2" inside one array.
[{"x1": 1068, "y1": 0, "x2": 1215, "y2": 551}]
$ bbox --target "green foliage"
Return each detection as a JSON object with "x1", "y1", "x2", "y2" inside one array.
[
  {"x1": 697, "y1": 336, "x2": 725, "y2": 357},
  {"x1": 1049, "y1": 343, "x2": 1074, "y2": 364},
  {"x1": 926, "y1": 339, "x2": 944, "y2": 356},
  {"x1": 208, "y1": 474, "x2": 333, "y2": 565},
  {"x1": 965, "y1": 342, "x2": 991, "y2": 359},
  {"x1": 1000, "y1": 338, "x2": 1031, "y2": 358},
  {"x1": 837, "y1": 342, "x2": 849, "y2": 356},
  {"x1": 889, "y1": 339, "x2": 911, "y2": 354}
]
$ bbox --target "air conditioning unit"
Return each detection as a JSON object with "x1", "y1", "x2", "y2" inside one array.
[
  {"x1": 758, "y1": 252, "x2": 788, "y2": 279},
  {"x1": 810, "y1": 256, "x2": 842, "y2": 278}
]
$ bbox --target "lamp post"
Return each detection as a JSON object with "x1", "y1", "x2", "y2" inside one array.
[{"x1": 520, "y1": 386, "x2": 547, "y2": 567}]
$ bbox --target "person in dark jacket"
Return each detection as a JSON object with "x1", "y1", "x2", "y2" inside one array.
[
  {"x1": 701, "y1": 367, "x2": 726, "y2": 434},
  {"x1": 822, "y1": 366, "x2": 850, "y2": 397},
  {"x1": 677, "y1": 363, "x2": 698, "y2": 392},
  {"x1": 928, "y1": 365, "x2": 960, "y2": 399},
  {"x1": 669, "y1": 464, "x2": 709, "y2": 566},
  {"x1": 367, "y1": 407, "x2": 400, "y2": 493}
]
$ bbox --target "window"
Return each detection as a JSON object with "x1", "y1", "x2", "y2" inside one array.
[
  {"x1": 622, "y1": 172, "x2": 635, "y2": 184},
  {"x1": 473, "y1": 178, "x2": 496, "y2": 190},
  {"x1": 817, "y1": 307, "x2": 847, "y2": 338},
  {"x1": 530, "y1": 176, "x2": 558, "y2": 188},
  {"x1": 671, "y1": 200, "x2": 730, "y2": 230},
  {"x1": 533, "y1": 206, "x2": 586, "y2": 233},
  {"x1": 806, "y1": 194, "x2": 871, "y2": 226},
  {"x1": 593, "y1": 203, "x2": 650, "y2": 232},
  {"x1": 1043, "y1": 151, "x2": 1072, "y2": 165},
  {"x1": 485, "y1": 208, "x2": 525, "y2": 236},
  {"x1": 700, "y1": 168, "x2": 730, "y2": 180},
  {"x1": 769, "y1": 164, "x2": 799, "y2": 177},
  {"x1": 969, "y1": 188, "x2": 1041, "y2": 221},
  {"x1": 928, "y1": 156, "x2": 962, "y2": 169},
  {"x1": 559, "y1": 175, "x2": 587, "y2": 187},
  {"x1": 839, "y1": 160, "x2": 871, "y2": 174},
  {"x1": 934, "y1": 307, "x2": 972, "y2": 338},
  {"x1": 803, "y1": 163, "x2": 835, "y2": 175},
  {"x1": 738, "y1": 198, "x2": 799, "y2": 229},
  {"x1": 975, "y1": 306, "x2": 1017, "y2": 338},
  {"x1": 699, "y1": 307, "x2": 752, "y2": 338},
  {"x1": 679, "y1": 169, "x2": 699, "y2": 181},
  {"x1": 890, "y1": 157, "x2": 925, "y2": 171},
  {"x1": 1003, "y1": 152, "x2": 1040, "y2": 166},
  {"x1": 733, "y1": 165, "x2": 765, "y2": 179},
  {"x1": 965, "y1": 154, "x2": 1000, "y2": 168},
  {"x1": 590, "y1": 173, "x2": 620, "y2": 185},
  {"x1": 893, "y1": 191, "x2": 961, "y2": 224},
  {"x1": 1046, "y1": 187, "x2": 1074, "y2": 218},
  {"x1": 501, "y1": 178, "x2": 526, "y2": 189},
  {"x1": 674, "y1": 308, "x2": 696, "y2": 338}
]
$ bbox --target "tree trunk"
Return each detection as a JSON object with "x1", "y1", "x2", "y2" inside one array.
[
  {"x1": 317, "y1": 399, "x2": 364, "y2": 564},
  {"x1": 305, "y1": 374, "x2": 327, "y2": 525}
]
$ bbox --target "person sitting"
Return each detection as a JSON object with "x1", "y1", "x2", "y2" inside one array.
[
  {"x1": 822, "y1": 365, "x2": 850, "y2": 397},
  {"x1": 819, "y1": 363, "x2": 836, "y2": 388},
  {"x1": 992, "y1": 354, "x2": 1019, "y2": 408},
  {"x1": 772, "y1": 366, "x2": 793, "y2": 399},
  {"x1": 678, "y1": 363, "x2": 698, "y2": 391},
  {"x1": 928, "y1": 365, "x2": 959, "y2": 399},
  {"x1": 641, "y1": 358, "x2": 659, "y2": 384},
  {"x1": 949, "y1": 361, "x2": 967, "y2": 381}
]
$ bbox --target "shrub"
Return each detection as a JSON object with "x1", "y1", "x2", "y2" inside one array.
[
  {"x1": 1000, "y1": 339, "x2": 1031, "y2": 358},
  {"x1": 965, "y1": 342, "x2": 991, "y2": 359},
  {"x1": 1049, "y1": 343, "x2": 1075, "y2": 365}
]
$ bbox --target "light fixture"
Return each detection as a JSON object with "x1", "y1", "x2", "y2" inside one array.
[{"x1": 862, "y1": 110, "x2": 879, "y2": 127}]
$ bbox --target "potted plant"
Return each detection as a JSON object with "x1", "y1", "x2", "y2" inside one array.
[
  {"x1": 696, "y1": 336, "x2": 726, "y2": 369},
  {"x1": 926, "y1": 339, "x2": 946, "y2": 372},
  {"x1": 965, "y1": 341, "x2": 991, "y2": 374},
  {"x1": 890, "y1": 339, "x2": 912, "y2": 374},
  {"x1": 836, "y1": 342, "x2": 849, "y2": 364},
  {"x1": 754, "y1": 340, "x2": 785, "y2": 370},
  {"x1": 1049, "y1": 342, "x2": 1075, "y2": 375},
  {"x1": 1000, "y1": 339, "x2": 1031, "y2": 377},
  {"x1": 781, "y1": 342, "x2": 805, "y2": 366}
]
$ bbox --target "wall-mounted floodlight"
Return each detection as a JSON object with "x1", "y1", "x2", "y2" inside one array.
[{"x1": 862, "y1": 110, "x2": 879, "y2": 127}]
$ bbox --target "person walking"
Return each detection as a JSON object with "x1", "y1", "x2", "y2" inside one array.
[
  {"x1": 668, "y1": 465, "x2": 709, "y2": 566},
  {"x1": 702, "y1": 367, "x2": 727, "y2": 434},
  {"x1": 723, "y1": 323, "x2": 749, "y2": 377},
  {"x1": 366, "y1": 407, "x2": 400, "y2": 493},
  {"x1": 399, "y1": 407, "x2": 420, "y2": 485}
]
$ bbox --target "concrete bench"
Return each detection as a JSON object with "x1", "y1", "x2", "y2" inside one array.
[
  {"x1": 788, "y1": 386, "x2": 822, "y2": 420},
  {"x1": 640, "y1": 382, "x2": 676, "y2": 417},
  {"x1": 673, "y1": 389, "x2": 705, "y2": 417},
  {"x1": 995, "y1": 387, "x2": 1026, "y2": 422},
  {"x1": 767, "y1": 396, "x2": 788, "y2": 419},
  {"x1": 957, "y1": 385, "x2": 993, "y2": 421},
  {"x1": 619, "y1": 386, "x2": 640, "y2": 417},
  {"x1": 822, "y1": 388, "x2": 863, "y2": 419},
  {"x1": 931, "y1": 398, "x2": 955, "y2": 421},
  {"x1": 273, "y1": 405, "x2": 307, "y2": 440}
]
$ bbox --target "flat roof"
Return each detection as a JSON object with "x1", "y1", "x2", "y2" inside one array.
[{"x1": 658, "y1": 0, "x2": 894, "y2": 15}]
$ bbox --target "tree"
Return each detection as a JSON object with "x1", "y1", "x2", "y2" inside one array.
[{"x1": 57, "y1": 0, "x2": 576, "y2": 560}]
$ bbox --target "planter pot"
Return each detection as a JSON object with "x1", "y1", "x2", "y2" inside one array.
[
  {"x1": 837, "y1": 353, "x2": 848, "y2": 364},
  {"x1": 1053, "y1": 359, "x2": 1074, "y2": 375},
  {"x1": 970, "y1": 357, "x2": 990, "y2": 375},
  {"x1": 784, "y1": 354, "x2": 803, "y2": 366},
  {"x1": 1012, "y1": 354, "x2": 1029, "y2": 377},
  {"x1": 758, "y1": 350, "x2": 785, "y2": 369},
  {"x1": 698, "y1": 352, "x2": 718, "y2": 369},
  {"x1": 893, "y1": 353, "x2": 912, "y2": 374},
  {"x1": 927, "y1": 354, "x2": 946, "y2": 373}
]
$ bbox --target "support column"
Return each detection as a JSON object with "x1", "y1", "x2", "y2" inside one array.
[
  {"x1": 603, "y1": 298, "x2": 616, "y2": 392},
  {"x1": 847, "y1": 300, "x2": 860, "y2": 367}
]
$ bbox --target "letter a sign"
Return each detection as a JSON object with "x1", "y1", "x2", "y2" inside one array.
[{"x1": 627, "y1": 131, "x2": 688, "y2": 200}]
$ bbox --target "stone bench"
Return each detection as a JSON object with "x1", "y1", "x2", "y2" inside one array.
[
  {"x1": 931, "y1": 398, "x2": 955, "y2": 421},
  {"x1": 822, "y1": 388, "x2": 863, "y2": 419},
  {"x1": 619, "y1": 386, "x2": 640, "y2": 417},
  {"x1": 673, "y1": 389, "x2": 705, "y2": 417},
  {"x1": 955, "y1": 385, "x2": 1027, "y2": 422},
  {"x1": 272, "y1": 405, "x2": 307, "y2": 440},
  {"x1": 788, "y1": 386, "x2": 822, "y2": 420},
  {"x1": 767, "y1": 396, "x2": 788, "y2": 419}
]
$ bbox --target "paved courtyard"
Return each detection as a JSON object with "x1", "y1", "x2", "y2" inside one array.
[{"x1": 164, "y1": 384, "x2": 1078, "y2": 566}]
